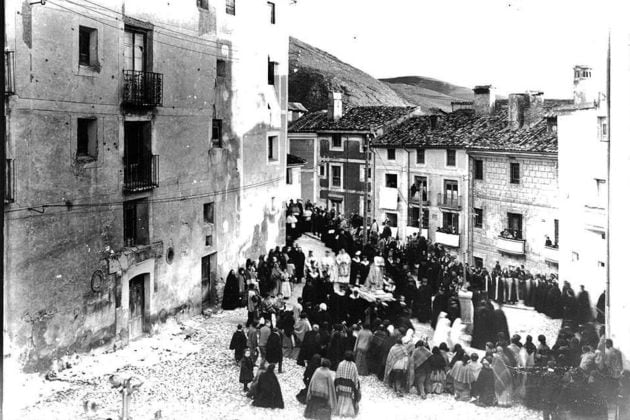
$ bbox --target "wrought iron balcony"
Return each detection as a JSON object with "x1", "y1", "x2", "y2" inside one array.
[
  {"x1": 437, "y1": 192, "x2": 461, "y2": 210},
  {"x1": 123, "y1": 154, "x2": 159, "y2": 193},
  {"x1": 5, "y1": 159, "x2": 15, "y2": 203},
  {"x1": 5, "y1": 50, "x2": 15, "y2": 95},
  {"x1": 122, "y1": 70, "x2": 163, "y2": 107},
  {"x1": 497, "y1": 236, "x2": 526, "y2": 255}
]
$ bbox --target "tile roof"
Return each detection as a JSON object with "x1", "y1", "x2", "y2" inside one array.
[
  {"x1": 288, "y1": 106, "x2": 419, "y2": 133},
  {"x1": 372, "y1": 108, "x2": 558, "y2": 154},
  {"x1": 287, "y1": 153, "x2": 307, "y2": 166}
]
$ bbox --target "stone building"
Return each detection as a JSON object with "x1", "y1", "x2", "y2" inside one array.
[
  {"x1": 371, "y1": 114, "x2": 472, "y2": 260},
  {"x1": 555, "y1": 66, "x2": 608, "y2": 307},
  {"x1": 288, "y1": 92, "x2": 420, "y2": 215},
  {"x1": 4, "y1": 0, "x2": 289, "y2": 371}
]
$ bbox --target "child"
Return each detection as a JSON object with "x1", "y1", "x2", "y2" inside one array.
[
  {"x1": 230, "y1": 324, "x2": 248, "y2": 363},
  {"x1": 240, "y1": 348, "x2": 255, "y2": 392}
]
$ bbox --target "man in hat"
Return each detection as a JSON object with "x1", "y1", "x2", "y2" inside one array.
[{"x1": 350, "y1": 251, "x2": 362, "y2": 287}]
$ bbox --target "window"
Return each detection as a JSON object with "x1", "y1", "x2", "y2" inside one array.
[
  {"x1": 123, "y1": 121, "x2": 156, "y2": 191},
  {"x1": 331, "y1": 165, "x2": 342, "y2": 188},
  {"x1": 77, "y1": 118, "x2": 97, "y2": 159},
  {"x1": 442, "y1": 212, "x2": 459, "y2": 234},
  {"x1": 572, "y1": 252, "x2": 580, "y2": 262},
  {"x1": 331, "y1": 134, "x2": 343, "y2": 150},
  {"x1": 473, "y1": 257, "x2": 484, "y2": 269},
  {"x1": 359, "y1": 164, "x2": 365, "y2": 182},
  {"x1": 446, "y1": 149, "x2": 456, "y2": 167},
  {"x1": 510, "y1": 162, "x2": 520, "y2": 184},
  {"x1": 216, "y1": 59, "x2": 226, "y2": 77},
  {"x1": 474, "y1": 159, "x2": 483, "y2": 180},
  {"x1": 367, "y1": 199, "x2": 372, "y2": 214},
  {"x1": 123, "y1": 199, "x2": 149, "y2": 247},
  {"x1": 267, "y1": 2, "x2": 276, "y2": 24},
  {"x1": 422, "y1": 209, "x2": 429, "y2": 228},
  {"x1": 319, "y1": 163, "x2": 327, "y2": 178},
  {"x1": 443, "y1": 180, "x2": 459, "y2": 206},
  {"x1": 225, "y1": 0, "x2": 236, "y2": 15},
  {"x1": 203, "y1": 202, "x2": 215, "y2": 224},
  {"x1": 267, "y1": 59, "x2": 277, "y2": 85},
  {"x1": 286, "y1": 168, "x2": 293, "y2": 184},
  {"x1": 595, "y1": 178, "x2": 606, "y2": 207},
  {"x1": 411, "y1": 176, "x2": 428, "y2": 202},
  {"x1": 123, "y1": 27, "x2": 147, "y2": 72},
  {"x1": 267, "y1": 135, "x2": 278, "y2": 161},
  {"x1": 205, "y1": 234, "x2": 213, "y2": 246},
  {"x1": 554, "y1": 219, "x2": 559, "y2": 247},
  {"x1": 385, "y1": 173, "x2": 398, "y2": 188},
  {"x1": 197, "y1": 0, "x2": 209, "y2": 9},
  {"x1": 212, "y1": 119, "x2": 223, "y2": 147},
  {"x1": 474, "y1": 208, "x2": 483, "y2": 228},
  {"x1": 599, "y1": 117, "x2": 609, "y2": 141},
  {"x1": 416, "y1": 148, "x2": 425, "y2": 164},
  {"x1": 387, "y1": 148, "x2": 396, "y2": 160},
  {"x1": 385, "y1": 212, "x2": 398, "y2": 227},
  {"x1": 409, "y1": 207, "x2": 420, "y2": 227},
  {"x1": 79, "y1": 26, "x2": 97, "y2": 67},
  {"x1": 507, "y1": 212, "x2": 523, "y2": 239}
]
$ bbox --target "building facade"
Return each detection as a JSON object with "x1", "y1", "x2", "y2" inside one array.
[
  {"x1": 4, "y1": 0, "x2": 289, "y2": 371},
  {"x1": 556, "y1": 68, "x2": 608, "y2": 306},
  {"x1": 288, "y1": 93, "x2": 420, "y2": 216}
]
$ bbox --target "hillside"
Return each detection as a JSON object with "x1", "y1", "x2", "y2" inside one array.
[
  {"x1": 381, "y1": 76, "x2": 474, "y2": 112},
  {"x1": 289, "y1": 37, "x2": 411, "y2": 112}
]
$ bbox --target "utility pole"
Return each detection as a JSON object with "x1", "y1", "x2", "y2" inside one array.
[{"x1": 362, "y1": 133, "x2": 373, "y2": 245}]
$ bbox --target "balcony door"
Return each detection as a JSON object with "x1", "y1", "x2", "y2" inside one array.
[
  {"x1": 124, "y1": 122, "x2": 152, "y2": 189},
  {"x1": 412, "y1": 176, "x2": 428, "y2": 202},
  {"x1": 507, "y1": 212, "x2": 523, "y2": 239},
  {"x1": 124, "y1": 28, "x2": 146, "y2": 72},
  {"x1": 444, "y1": 180, "x2": 458, "y2": 206}
]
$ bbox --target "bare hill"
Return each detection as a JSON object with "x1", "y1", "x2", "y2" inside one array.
[{"x1": 381, "y1": 76, "x2": 475, "y2": 112}]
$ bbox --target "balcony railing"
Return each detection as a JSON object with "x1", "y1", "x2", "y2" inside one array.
[
  {"x1": 497, "y1": 236, "x2": 526, "y2": 255},
  {"x1": 123, "y1": 154, "x2": 159, "y2": 193},
  {"x1": 410, "y1": 190, "x2": 430, "y2": 206},
  {"x1": 435, "y1": 230, "x2": 460, "y2": 247},
  {"x1": 437, "y1": 193, "x2": 461, "y2": 210},
  {"x1": 543, "y1": 246, "x2": 559, "y2": 263},
  {"x1": 5, "y1": 50, "x2": 15, "y2": 95},
  {"x1": 5, "y1": 159, "x2": 15, "y2": 203},
  {"x1": 122, "y1": 70, "x2": 163, "y2": 107}
]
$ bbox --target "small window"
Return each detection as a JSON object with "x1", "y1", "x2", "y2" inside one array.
[
  {"x1": 474, "y1": 208, "x2": 483, "y2": 228},
  {"x1": 510, "y1": 162, "x2": 520, "y2": 184},
  {"x1": 217, "y1": 60, "x2": 226, "y2": 77},
  {"x1": 331, "y1": 134, "x2": 342, "y2": 150},
  {"x1": 572, "y1": 252, "x2": 580, "y2": 262},
  {"x1": 205, "y1": 234, "x2": 213, "y2": 246},
  {"x1": 598, "y1": 117, "x2": 609, "y2": 141},
  {"x1": 225, "y1": 0, "x2": 236, "y2": 15},
  {"x1": 268, "y1": 59, "x2": 277, "y2": 85},
  {"x1": 79, "y1": 26, "x2": 97, "y2": 67},
  {"x1": 77, "y1": 118, "x2": 97, "y2": 159},
  {"x1": 422, "y1": 209, "x2": 429, "y2": 228},
  {"x1": 331, "y1": 165, "x2": 342, "y2": 187},
  {"x1": 319, "y1": 164, "x2": 327, "y2": 178},
  {"x1": 204, "y1": 202, "x2": 215, "y2": 224},
  {"x1": 212, "y1": 119, "x2": 223, "y2": 147},
  {"x1": 387, "y1": 148, "x2": 396, "y2": 160},
  {"x1": 446, "y1": 149, "x2": 456, "y2": 167},
  {"x1": 416, "y1": 148, "x2": 425, "y2": 164},
  {"x1": 267, "y1": 135, "x2": 278, "y2": 161},
  {"x1": 442, "y1": 212, "x2": 459, "y2": 234},
  {"x1": 385, "y1": 212, "x2": 398, "y2": 228},
  {"x1": 474, "y1": 159, "x2": 483, "y2": 180},
  {"x1": 385, "y1": 173, "x2": 398, "y2": 188},
  {"x1": 123, "y1": 199, "x2": 149, "y2": 247},
  {"x1": 267, "y1": 2, "x2": 276, "y2": 24},
  {"x1": 286, "y1": 168, "x2": 293, "y2": 184},
  {"x1": 197, "y1": 0, "x2": 209, "y2": 9}
]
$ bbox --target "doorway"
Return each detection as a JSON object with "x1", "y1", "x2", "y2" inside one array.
[
  {"x1": 201, "y1": 253, "x2": 217, "y2": 310},
  {"x1": 129, "y1": 274, "x2": 148, "y2": 339}
]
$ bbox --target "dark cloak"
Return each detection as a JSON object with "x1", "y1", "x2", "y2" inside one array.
[
  {"x1": 222, "y1": 272, "x2": 241, "y2": 310},
  {"x1": 492, "y1": 308, "x2": 510, "y2": 344},
  {"x1": 252, "y1": 370, "x2": 285, "y2": 409},
  {"x1": 266, "y1": 331, "x2": 283, "y2": 364}
]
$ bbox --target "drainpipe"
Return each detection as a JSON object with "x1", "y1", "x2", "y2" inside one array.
[
  {"x1": 605, "y1": 31, "x2": 611, "y2": 334},
  {"x1": 467, "y1": 154, "x2": 474, "y2": 282},
  {"x1": 362, "y1": 133, "x2": 373, "y2": 245}
]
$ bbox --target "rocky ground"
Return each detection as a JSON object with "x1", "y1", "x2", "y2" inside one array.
[{"x1": 8, "y1": 235, "x2": 561, "y2": 420}]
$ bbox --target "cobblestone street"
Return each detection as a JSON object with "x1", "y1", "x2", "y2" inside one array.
[{"x1": 7, "y1": 235, "x2": 561, "y2": 420}]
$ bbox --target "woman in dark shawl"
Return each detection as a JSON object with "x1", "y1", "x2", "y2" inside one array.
[
  {"x1": 222, "y1": 270, "x2": 241, "y2": 310},
  {"x1": 266, "y1": 328, "x2": 284, "y2": 373},
  {"x1": 367, "y1": 325, "x2": 387, "y2": 375},
  {"x1": 471, "y1": 303, "x2": 493, "y2": 350},
  {"x1": 305, "y1": 359, "x2": 337, "y2": 420},
  {"x1": 327, "y1": 324, "x2": 347, "y2": 370},
  {"x1": 492, "y1": 305, "x2": 510, "y2": 344},
  {"x1": 473, "y1": 357, "x2": 496, "y2": 406},
  {"x1": 297, "y1": 354, "x2": 322, "y2": 404},
  {"x1": 412, "y1": 340, "x2": 432, "y2": 398},
  {"x1": 252, "y1": 363, "x2": 284, "y2": 409},
  {"x1": 427, "y1": 346, "x2": 447, "y2": 394}
]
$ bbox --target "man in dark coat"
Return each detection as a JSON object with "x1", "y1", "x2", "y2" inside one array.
[
  {"x1": 545, "y1": 281, "x2": 563, "y2": 319},
  {"x1": 596, "y1": 291, "x2": 605, "y2": 324},
  {"x1": 298, "y1": 324, "x2": 322, "y2": 366},
  {"x1": 431, "y1": 288, "x2": 448, "y2": 329},
  {"x1": 293, "y1": 245, "x2": 306, "y2": 283},
  {"x1": 229, "y1": 324, "x2": 248, "y2": 363},
  {"x1": 414, "y1": 278, "x2": 433, "y2": 323},
  {"x1": 266, "y1": 328, "x2": 284, "y2": 373},
  {"x1": 576, "y1": 285, "x2": 593, "y2": 325},
  {"x1": 492, "y1": 304, "x2": 510, "y2": 344},
  {"x1": 471, "y1": 301, "x2": 494, "y2": 349}
]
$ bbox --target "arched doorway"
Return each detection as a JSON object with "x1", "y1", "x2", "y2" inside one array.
[{"x1": 129, "y1": 274, "x2": 148, "y2": 339}]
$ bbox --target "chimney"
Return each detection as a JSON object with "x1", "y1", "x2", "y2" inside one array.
[
  {"x1": 473, "y1": 85, "x2": 496, "y2": 115},
  {"x1": 524, "y1": 91, "x2": 545, "y2": 127},
  {"x1": 328, "y1": 92, "x2": 343, "y2": 121},
  {"x1": 573, "y1": 65, "x2": 593, "y2": 105},
  {"x1": 508, "y1": 93, "x2": 527, "y2": 130}
]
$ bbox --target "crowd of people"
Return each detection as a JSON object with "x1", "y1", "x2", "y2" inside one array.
[{"x1": 220, "y1": 200, "x2": 627, "y2": 419}]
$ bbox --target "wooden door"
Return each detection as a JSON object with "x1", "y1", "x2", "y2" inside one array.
[
  {"x1": 129, "y1": 275, "x2": 145, "y2": 339},
  {"x1": 201, "y1": 254, "x2": 217, "y2": 310}
]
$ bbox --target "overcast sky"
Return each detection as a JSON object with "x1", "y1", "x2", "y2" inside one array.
[{"x1": 287, "y1": 0, "x2": 614, "y2": 98}]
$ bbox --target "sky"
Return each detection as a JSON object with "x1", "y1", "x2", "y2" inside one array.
[{"x1": 286, "y1": 0, "x2": 615, "y2": 98}]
